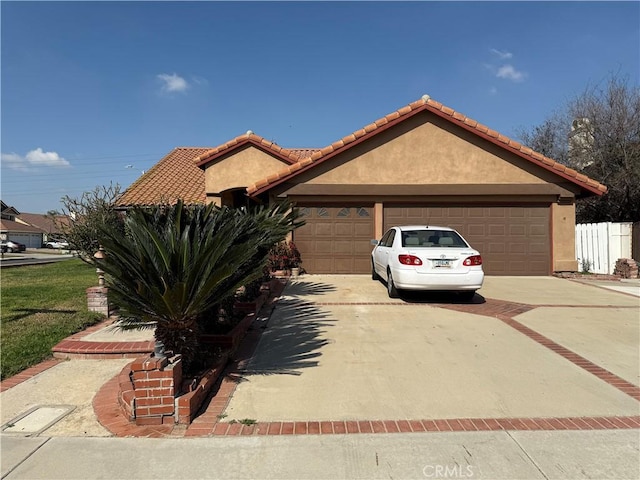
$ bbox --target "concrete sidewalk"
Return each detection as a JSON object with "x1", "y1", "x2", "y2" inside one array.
[{"x1": 3, "y1": 430, "x2": 639, "y2": 479}]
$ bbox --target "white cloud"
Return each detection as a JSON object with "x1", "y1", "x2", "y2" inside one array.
[
  {"x1": 1, "y1": 148, "x2": 70, "y2": 171},
  {"x1": 490, "y1": 48, "x2": 513, "y2": 60},
  {"x1": 496, "y1": 64, "x2": 526, "y2": 82},
  {"x1": 25, "y1": 148, "x2": 70, "y2": 167},
  {"x1": 157, "y1": 73, "x2": 189, "y2": 93}
]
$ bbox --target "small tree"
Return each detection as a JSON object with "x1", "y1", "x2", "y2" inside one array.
[
  {"x1": 58, "y1": 183, "x2": 125, "y2": 261},
  {"x1": 517, "y1": 74, "x2": 640, "y2": 223},
  {"x1": 92, "y1": 200, "x2": 302, "y2": 372}
]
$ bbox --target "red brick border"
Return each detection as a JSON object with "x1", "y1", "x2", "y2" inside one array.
[
  {"x1": 0, "y1": 359, "x2": 62, "y2": 392},
  {"x1": 201, "y1": 416, "x2": 640, "y2": 436},
  {"x1": 51, "y1": 318, "x2": 154, "y2": 359}
]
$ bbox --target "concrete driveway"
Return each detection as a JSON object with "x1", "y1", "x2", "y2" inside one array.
[{"x1": 223, "y1": 275, "x2": 639, "y2": 423}]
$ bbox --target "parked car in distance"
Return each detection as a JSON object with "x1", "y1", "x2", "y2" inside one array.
[
  {"x1": 44, "y1": 240, "x2": 70, "y2": 249},
  {"x1": 1, "y1": 240, "x2": 27, "y2": 253},
  {"x1": 371, "y1": 225, "x2": 484, "y2": 299}
]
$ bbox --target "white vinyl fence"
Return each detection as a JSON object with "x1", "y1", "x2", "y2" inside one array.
[{"x1": 575, "y1": 222, "x2": 633, "y2": 274}]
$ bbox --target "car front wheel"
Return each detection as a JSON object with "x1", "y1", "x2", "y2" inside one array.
[{"x1": 387, "y1": 270, "x2": 399, "y2": 298}]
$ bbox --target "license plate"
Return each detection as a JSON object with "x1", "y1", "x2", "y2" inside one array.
[{"x1": 433, "y1": 259, "x2": 451, "y2": 268}]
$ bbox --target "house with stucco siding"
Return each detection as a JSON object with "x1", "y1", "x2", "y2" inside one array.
[{"x1": 116, "y1": 95, "x2": 607, "y2": 276}]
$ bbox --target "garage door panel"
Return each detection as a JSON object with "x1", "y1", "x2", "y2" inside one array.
[
  {"x1": 295, "y1": 205, "x2": 373, "y2": 274},
  {"x1": 314, "y1": 240, "x2": 333, "y2": 253},
  {"x1": 335, "y1": 224, "x2": 354, "y2": 236},
  {"x1": 509, "y1": 243, "x2": 527, "y2": 254},
  {"x1": 468, "y1": 209, "x2": 486, "y2": 218},
  {"x1": 354, "y1": 223, "x2": 372, "y2": 236},
  {"x1": 447, "y1": 207, "x2": 464, "y2": 218},
  {"x1": 334, "y1": 241, "x2": 354, "y2": 254},
  {"x1": 529, "y1": 242, "x2": 548, "y2": 254},
  {"x1": 488, "y1": 242, "x2": 505, "y2": 254},
  {"x1": 530, "y1": 225, "x2": 547, "y2": 236},
  {"x1": 489, "y1": 225, "x2": 505, "y2": 236},
  {"x1": 313, "y1": 223, "x2": 332, "y2": 236},
  {"x1": 510, "y1": 225, "x2": 526, "y2": 235},
  {"x1": 384, "y1": 205, "x2": 550, "y2": 275},
  {"x1": 314, "y1": 258, "x2": 333, "y2": 272},
  {"x1": 354, "y1": 258, "x2": 371, "y2": 272},
  {"x1": 468, "y1": 224, "x2": 486, "y2": 236},
  {"x1": 334, "y1": 259, "x2": 354, "y2": 273}
]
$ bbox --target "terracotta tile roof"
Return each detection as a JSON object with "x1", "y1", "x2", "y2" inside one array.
[
  {"x1": 116, "y1": 147, "x2": 211, "y2": 207},
  {"x1": 0, "y1": 218, "x2": 45, "y2": 234},
  {"x1": 194, "y1": 133, "x2": 308, "y2": 168},
  {"x1": 247, "y1": 95, "x2": 608, "y2": 197}
]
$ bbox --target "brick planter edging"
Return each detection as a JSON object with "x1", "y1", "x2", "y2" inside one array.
[
  {"x1": 176, "y1": 355, "x2": 228, "y2": 424},
  {"x1": 114, "y1": 304, "x2": 266, "y2": 426}
]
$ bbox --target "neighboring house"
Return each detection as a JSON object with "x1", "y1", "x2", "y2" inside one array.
[
  {"x1": 1, "y1": 201, "x2": 45, "y2": 248},
  {"x1": 1, "y1": 201, "x2": 70, "y2": 248},
  {"x1": 16, "y1": 212, "x2": 69, "y2": 243},
  {"x1": 116, "y1": 95, "x2": 607, "y2": 276}
]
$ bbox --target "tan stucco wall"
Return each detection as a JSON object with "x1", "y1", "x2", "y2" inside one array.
[
  {"x1": 204, "y1": 146, "x2": 289, "y2": 194},
  {"x1": 301, "y1": 115, "x2": 560, "y2": 186},
  {"x1": 552, "y1": 202, "x2": 579, "y2": 272}
]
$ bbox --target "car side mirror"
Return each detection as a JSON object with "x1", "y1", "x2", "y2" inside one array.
[{"x1": 370, "y1": 239, "x2": 379, "y2": 246}]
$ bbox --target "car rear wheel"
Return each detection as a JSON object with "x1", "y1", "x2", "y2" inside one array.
[
  {"x1": 387, "y1": 270, "x2": 399, "y2": 298},
  {"x1": 459, "y1": 291, "x2": 476, "y2": 302}
]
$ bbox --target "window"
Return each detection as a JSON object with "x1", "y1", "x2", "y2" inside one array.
[
  {"x1": 357, "y1": 207, "x2": 370, "y2": 217},
  {"x1": 384, "y1": 229, "x2": 396, "y2": 247},
  {"x1": 379, "y1": 230, "x2": 392, "y2": 247},
  {"x1": 337, "y1": 208, "x2": 350, "y2": 217},
  {"x1": 317, "y1": 207, "x2": 329, "y2": 217},
  {"x1": 299, "y1": 207, "x2": 311, "y2": 217},
  {"x1": 400, "y1": 230, "x2": 468, "y2": 248}
]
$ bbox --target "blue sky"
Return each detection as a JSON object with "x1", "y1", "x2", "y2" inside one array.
[{"x1": 2, "y1": 1, "x2": 638, "y2": 214}]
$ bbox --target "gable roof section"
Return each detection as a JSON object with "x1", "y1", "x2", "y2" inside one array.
[
  {"x1": 17, "y1": 213, "x2": 68, "y2": 233},
  {"x1": 1, "y1": 201, "x2": 21, "y2": 217},
  {"x1": 116, "y1": 147, "x2": 211, "y2": 207},
  {"x1": 194, "y1": 133, "x2": 309, "y2": 168},
  {"x1": 117, "y1": 135, "x2": 320, "y2": 208},
  {"x1": 246, "y1": 96, "x2": 608, "y2": 197},
  {"x1": 0, "y1": 218, "x2": 45, "y2": 234}
]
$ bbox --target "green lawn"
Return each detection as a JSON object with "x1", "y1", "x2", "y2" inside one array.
[{"x1": 1, "y1": 259, "x2": 104, "y2": 380}]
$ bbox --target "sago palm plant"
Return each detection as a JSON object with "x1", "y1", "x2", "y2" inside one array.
[{"x1": 93, "y1": 200, "x2": 302, "y2": 372}]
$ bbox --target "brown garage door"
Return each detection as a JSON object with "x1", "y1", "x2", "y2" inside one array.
[
  {"x1": 384, "y1": 205, "x2": 550, "y2": 275},
  {"x1": 294, "y1": 205, "x2": 374, "y2": 274}
]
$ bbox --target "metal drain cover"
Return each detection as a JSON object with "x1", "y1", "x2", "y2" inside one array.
[{"x1": 2, "y1": 405, "x2": 75, "y2": 436}]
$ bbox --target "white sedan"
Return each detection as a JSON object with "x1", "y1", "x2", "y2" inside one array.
[
  {"x1": 45, "y1": 240, "x2": 70, "y2": 249},
  {"x1": 371, "y1": 225, "x2": 484, "y2": 299}
]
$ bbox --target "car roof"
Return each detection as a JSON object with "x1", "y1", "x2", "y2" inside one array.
[{"x1": 393, "y1": 225, "x2": 455, "y2": 232}]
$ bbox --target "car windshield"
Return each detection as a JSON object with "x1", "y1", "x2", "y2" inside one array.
[{"x1": 401, "y1": 230, "x2": 468, "y2": 248}]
